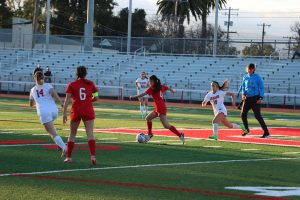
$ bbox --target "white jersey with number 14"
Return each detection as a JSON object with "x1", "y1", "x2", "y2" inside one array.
[
  {"x1": 30, "y1": 83, "x2": 58, "y2": 115},
  {"x1": 203, "y1": 90, "x2": 227, "y2": 116}
]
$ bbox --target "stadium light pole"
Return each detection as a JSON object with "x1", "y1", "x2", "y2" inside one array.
[
  {"x1": 213, "y1": 0, "x2": 219, "y2": 57},
  {"x1": 84, "y1": 0, "x2": 94, "y2": 51},
  {"x1": 46, "y1": 0, "x2": 50, "y2": 51},
  {"x1": 127, "y1": 0, "x2": 132, "y2": 55}
]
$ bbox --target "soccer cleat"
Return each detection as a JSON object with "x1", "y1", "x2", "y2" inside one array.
[
  {"x1": 261, "y1": 133, "x2": 270, "y2": 138},
  {"x1": 180, "y1": 133, "x2": 185, "y2": 145},
  {"x1": 209, "y1": 135, "x2": 218, "y2": 140},
  {"x1": 240, "y1": 124, "x2": 249, "y2": 134},
  {"x1": 61, "y1": 149, "x2": 67, "y2": 158},
  {"x1": 64, "y1": 157, "x2": 72, "y2": 164},
  {"x1": 241, "y1": 127, "x2": 250, "y2": 136},
  {"x1": 91, "y1": 156, "x2": 97, "y2": 165},
  {"x1": 146, "y1": 133, "x2": 154, "y2": 142}
]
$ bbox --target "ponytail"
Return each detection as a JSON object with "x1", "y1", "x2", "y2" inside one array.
[
  {"x1": 149, "y1": 75, "x2": 161, "y2": 92},
  {"x1": 212, "y1": 80, "x2": 229, "y2": 91},
  {"x1": 76, "y1": 66, "x2": 91, "y2": 85}
]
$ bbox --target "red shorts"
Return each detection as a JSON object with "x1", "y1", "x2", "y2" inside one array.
[
  {"x1": 70, "y1": 111, "x2": 95, "y2": 122},
  {"x1": 155, "y1": 108, "x2": 167, "y2": 116}
]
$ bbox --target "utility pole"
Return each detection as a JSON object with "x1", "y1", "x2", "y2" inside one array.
[
  {"x1": 126, "y1": 0, "x2": 132, "y2": 54},
  {"x1": 257, "y1": 23, "x2": 271, "y2": 55},
  {"x1": 45, "y1": 0, "x2": 50, "y2": 51},
  {"x1": 84, "y1": 0, "x2": 94, "y2": 51},
  {"x1": 213, "y1": 0, "x2": 219, "y2": 57},
  {"x1": 32, "y1": 0, "x2": 40, "y2": 49},
  {"x1": 223, "y1": 7, "x2": 238, "y2": 55},
  {"x1": 283, "y1": 36, "x2": 297, "y2": 58}
]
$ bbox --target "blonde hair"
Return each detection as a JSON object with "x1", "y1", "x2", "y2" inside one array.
[{"x1": 34, "y1": 71, "x2": 44, "y2": 85}]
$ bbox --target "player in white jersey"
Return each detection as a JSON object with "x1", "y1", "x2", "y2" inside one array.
[
  {"x1": 29, "y1": 71, "x2": 67, "y2": 156},
  {"x1": 202, "y1": 80, "x2": 247, "y2": 140},
  {"x1": 135, "y1": 72, "x2": 149, "y2": 118}
]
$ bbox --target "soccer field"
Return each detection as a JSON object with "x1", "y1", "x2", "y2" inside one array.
[{"x1": 0, "y1": 97, "x2": 300, "y2": 200}]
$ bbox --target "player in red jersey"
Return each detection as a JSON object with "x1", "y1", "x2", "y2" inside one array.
[
  {"x1": 63, "y1": 66, "x2": 99, "y2": 165},
  {"x1": 130, "y1": 75, "x2": 184, "y2": 144}
]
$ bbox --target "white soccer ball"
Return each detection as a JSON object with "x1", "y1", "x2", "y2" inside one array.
[{"x1": 136, "y1": 133, "x2": 148, "y2": 143}]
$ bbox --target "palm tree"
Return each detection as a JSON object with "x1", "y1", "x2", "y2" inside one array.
[
  {"x1": 157, "y1": 0, "x2": 202, "y2": 38},
  {"x1": 200, "y1": 0, "x2": 227, "y2": 40}
]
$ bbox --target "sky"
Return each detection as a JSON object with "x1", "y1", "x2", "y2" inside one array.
[{"x1": 114, "y1": 0, "x2": 300, "y2": 40}]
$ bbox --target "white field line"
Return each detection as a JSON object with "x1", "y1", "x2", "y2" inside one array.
[
  {"x1": 0, "y1": 139, "x2": 186, "y2": 147},
  {"x1": 0, "y1": 157, "x2": 298, "y2": 177}
]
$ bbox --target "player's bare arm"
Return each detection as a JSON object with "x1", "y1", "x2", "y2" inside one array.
[
  {"x1": 168, "y1": 86, "x2": 176, "y2": 94},
  {"x1": 63, "y1": 93, "x2": 72, "y2": 124},
  {"x1": 130, "y1": 92, "x2": 147, "y2": 100},
  {"x1": 29, "y1": 99, "x2": 35, "y2": 107},
  {"x1": 226, "y1": 92, "x2": 236, "y2": 106},
  {"x1": 92, "y1": 91, "x2": 99, "y2": 102},
  {"x1": 50, "y1": 88, "x2": 64, "y2": 107}
]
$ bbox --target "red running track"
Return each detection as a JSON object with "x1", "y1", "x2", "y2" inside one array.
[{"x1": 95, "y1": 128, "x2": 300, "y2": 148}]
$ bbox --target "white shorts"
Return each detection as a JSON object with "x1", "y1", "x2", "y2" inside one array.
[
  {"x1": 137, "y1": 89, "x2": 149, "y2": 99},
  {"x1": 38, "y1": 110, "x2": 58, "y2": 124},
  {"x1": 214, "y1": 107, "x2": 227, "y2": 116}
]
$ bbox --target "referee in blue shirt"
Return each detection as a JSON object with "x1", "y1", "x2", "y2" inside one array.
[{"x1": 240, "y1": 63, "x2": 270, "y2": 138}]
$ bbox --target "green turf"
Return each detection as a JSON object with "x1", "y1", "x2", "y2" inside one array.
[{"x1": 0, "y1": 97, "x2": 300, "y2": 200}]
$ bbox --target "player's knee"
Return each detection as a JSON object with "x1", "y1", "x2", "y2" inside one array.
[{"x1": 163, "y1": 123, "x2": 170, "y2": 129}]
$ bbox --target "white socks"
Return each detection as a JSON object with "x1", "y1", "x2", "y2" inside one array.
[
  {"x1": 232, "y1": 123, "x2": 241, "y2": 129},
  {"x1": 140, "y1": 105, "x2": 144, "y2": 115},
  {"x1": 54, "y1": 135, "x2": 67, "y2": 151},
  {"x1": 213, "y1": 123, "x2": 218, "y2": 137}
]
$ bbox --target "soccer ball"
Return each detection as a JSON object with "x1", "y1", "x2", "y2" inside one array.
[{"x1": 136, "y1": 133, "x2": 148, "y2": 143}]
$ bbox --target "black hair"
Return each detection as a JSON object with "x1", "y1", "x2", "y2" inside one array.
[
  {"x1": 76, "y1": 66, "x2": 87, "y2": 79},
  {"x1": 211, "y1": 80, "x2": 229, "y2": 91},
  {"x1": 247, "y1": 63, "x2": 256, "y2": 70},
  {"x1": 141, "y1": 71, "x2": 148, "y2": 79},
  {"x1": 149, "y1": 75, "x2": 161, "y2": 92},
  {"x1": 76, "y1": 66, "x2": 91, "y2": 85}
]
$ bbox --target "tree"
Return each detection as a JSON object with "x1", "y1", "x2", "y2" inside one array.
[
  {"x1": 0, "y1": 0, "x2": 13, "y2": 28},
  {"x1": 290, "y1": 21, "x2": 300, "y2": 52},
  {"x1": 242, "y1": 44, "x2": 278, "y2": 57},
  {"x1": 147, "y1": 15, "x2": 173, "y2": 37},
  {"x1": 199, "y1": 0, "x2": 226, "y2": 40},
  {"x1": 111, "y1": 8, "x2": 148, "y2": 37},
  {"x1": 156, "y1": 0, "x2": 202, "y2": 38}
]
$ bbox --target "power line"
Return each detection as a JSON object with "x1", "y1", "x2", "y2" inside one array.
[{"x1": 257, "y1": 23, "x2": 271, "y2": 55}]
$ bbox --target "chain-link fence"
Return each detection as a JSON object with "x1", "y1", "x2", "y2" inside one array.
[{"x1": 1, "y1": 33, "x2": 299, "y2": 58}]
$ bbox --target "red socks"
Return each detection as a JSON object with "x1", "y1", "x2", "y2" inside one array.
[
  {"x1": 67, "y1": 141, "x2": 75, "y2": 158},
  {"x1": 147, "y1": 121, "x2": 152, "y2": 134},
  {"x1": 88, "y1": 140, "x2": 96, "y2": 157},
  {"x1": 169, "y1": 126, "x2": 181, "y2": 137}
]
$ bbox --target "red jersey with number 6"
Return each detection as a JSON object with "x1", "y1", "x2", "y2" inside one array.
[
  {"x1": 66, "y1": 79, "x2": 98, "y2": 122},
  {"x1": 146, "y1": 85, "x2": 169, "y2": 115}
]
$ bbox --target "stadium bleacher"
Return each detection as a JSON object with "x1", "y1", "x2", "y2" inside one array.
[{"x1": 0, "y1": 50, "x2": 299, "y2": 105}]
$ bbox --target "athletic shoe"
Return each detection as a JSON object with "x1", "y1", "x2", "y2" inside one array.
[
  {"x1": 242, "y1": 127, "x2": 250, "y2": 136},
  {"x1": 240, "y1": 124, "x2": 249, "y2": 134},
  {"x1": 209, "y1": 135, "x2": 218, "y2": 140},
  {"x1": 64, "y1": 157, "x2": 72, "y2": 164},
  {"x1": 91, "y1": 156, "x2": 97, "y2": 165},
  {"x1": 146, "y1": 133, "x2": 154, "y2": 142},
  {"x1": 61, "y1": 149, "x2": 67, "y2": 158},
  {"x1": 260, "y1": 133, "x2": 270, "y2": 138},
  {"x1": 180, "y1": 133, "x2": 185, "y2": 145}
]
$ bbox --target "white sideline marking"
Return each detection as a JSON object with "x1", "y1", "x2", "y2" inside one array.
[
  {"x1": 241, "y1": 149, "x2": 261, "y2": 151},
  {"x1": 0, "y1": 157, "x2": 298, "y2": 177},
  {"x1": 0, "y1": 139, "x2": 184, "y2": 147},
  {"x1": 282, "y1": 152, "x2": 300, "y2": 155},
  {"x1": 203, "y1": 146, "x2": 222, "y2": 148},
  {"x1": 32, "y1": 134, "x2": 49, "y2": 136}
]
